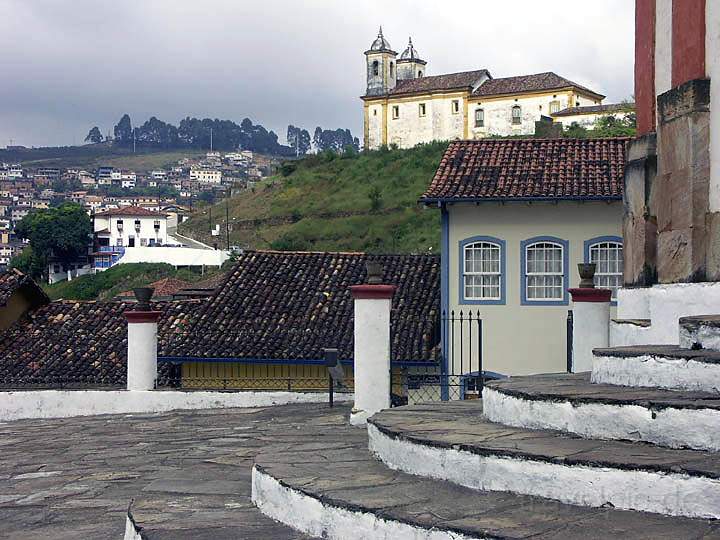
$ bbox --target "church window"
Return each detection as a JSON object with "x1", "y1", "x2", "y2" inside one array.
[
  {"x1": 390, "y1": 62, "x2": 394, "y2": 78},
  {"x1": 451, "y1": 100, "x2": 460, "y2": 114},
  {"x1": 392, "y1": 105, "x2": 399, "y2": 119},
  {"x1": 474, "y1": 108, "x2": 484, "y2": 127},
  {"x1": 418, "y1": 70, "x2": 423, "y2": 77},
  {"x1": 372, "y1": 61, "x2": 379, "y2": 76},
  {"x1": 419, "y1": 103, "x2": 426, "y2": 117},
  {"x1": 576, "y1": 101, "x2": 581, "y2": 107},
  {"x1": 549, "y1": 100, "x2": 561, "y2": 114},
  {"x1": 511, "y1": 105, "x2": 522, "y2": 125}
]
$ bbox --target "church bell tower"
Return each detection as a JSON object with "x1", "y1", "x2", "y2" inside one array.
[{"x1": 365, "y1": 27, "x2": 397, "y2": 96}]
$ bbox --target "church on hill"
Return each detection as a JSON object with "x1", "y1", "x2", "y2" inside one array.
[{"x1": 361, "y1": 28, "x2": 607, "y2": 149}]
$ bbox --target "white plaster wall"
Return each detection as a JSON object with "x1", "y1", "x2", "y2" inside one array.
[
  {"x1": 708, "y1": 0, "x2": 720, "y2": 212},
  {"x1": 95, "y1": 215, "x2": 169, "y2": 246},
  {"x1": 571, "y1": 301, "x2": 609, "y2": 372},
  {"x1": 367, "y1": 104, "x2": 384, "y2": 150},
  {"x1": 609, "y1": 320, "x2": 654, "y2": 347},
  {"x1": 251, "y1": 467, "x2": 473, "y2": 540},
  {"x1": 616, "y1": 287, "x2": 651, "y2": 319},
  {"x1": 553, "y1": 111, "x2": 634, "y2": 129},
  {"x1": 648, "y1": 282, "x2": 720, "y2": 344},
  {"x1": 350, "y1": 297, "x2": 391, "y2": 425},
  {"x1": 483, "y1": 387, "x2": 720, "y2": 451},
  {"x1": 655, "y1": 0, "x2": 673, "y2": 97},
  {"x1": 0, "y1": 390, "x2": 351, "y2": 422},
  {"x1": 127, "y1": 321, "x2": 157, "y2": 391},
  {"x1": 680, "y1": 323, "x2": 720, "y2": 351},
  {"x1": 386, "y1": 94, "x2": 465, "y2": 149},
  {"x1": 448, "y1": 202, "x2": 621, "y2": 376},
  {"x1": 592, "y1": 354, "x2": 720, "y2": 393},
  {"x1": 119, "y1": 246, "x2": 230, "y2": 267},
  {"x1": 368, "y1": 424, "x2": 720, "y2": 519}
]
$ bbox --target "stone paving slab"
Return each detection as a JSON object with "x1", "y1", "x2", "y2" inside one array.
[
  {"x1": 487, "y1": 372, "x2": 720, "y2": 409},
  {"x1": 0, "y1": 403, "x2": 349, "y2": 539},
  {"x1": 256, "y1": 431, "x2": 720, "y2": 539},
  {"x1": 594, "y1": 344, "x2": 720, "y2": 363},
  {"x1": 369, "y1": 401, "x2": 720, "y2": 478}
]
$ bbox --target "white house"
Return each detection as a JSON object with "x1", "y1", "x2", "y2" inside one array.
[
  {"x1": 93, "y1": 206, "x2": 169, "y2": 249},
  {"x1": 421, "y1": 138, "x2": 628, "y2": 377},
  {"x1": 190, "y1": 168, "x2": 222, "y2": 184}
]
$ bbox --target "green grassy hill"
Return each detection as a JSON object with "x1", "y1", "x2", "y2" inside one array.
[{"x1": 178, "y1": 142, "x2": 447, "y2": 253}]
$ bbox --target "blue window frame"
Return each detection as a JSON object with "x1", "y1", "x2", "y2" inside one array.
[
  {"x1": 584, "y1": 236, "x2": 623, "y2": 303},
  {"x1": 520, "y1": 236, "x2": 569, "y2": 306},
  {"x1": 458, "y1": 236, "x2": 506, "y2": 305}
]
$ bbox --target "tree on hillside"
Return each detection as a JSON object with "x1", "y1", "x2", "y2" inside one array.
[
  {"x1": 313, "y1": 127, "x2": 360, "y2": 153},
  {"x1": 564, "y1": 113, "x2": 636, "y2": 139},
  {"x1": 84, "y1": 126, "x2": 104, "y2": 144},
  {"x1": 113, "y1": 114, "x2": 133, "y2": 145},
  {"x1": 14, "y1": 203, "x2": 92, "y2": 279},
  {"x1": 135, "y1": 116, "x2": 180, "y2": 148},
  {"x1": 287, "y1": 125, "x2": 311, "y2": 156}
]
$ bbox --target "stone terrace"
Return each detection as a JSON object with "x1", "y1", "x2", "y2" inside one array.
[{"x1": 0, "y1": 403, "x2": 347, "y2": 539}]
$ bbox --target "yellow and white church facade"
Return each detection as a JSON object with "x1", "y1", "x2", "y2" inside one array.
[{"x1": 362, "y1": 28, "x2": 607, "y2": 150}]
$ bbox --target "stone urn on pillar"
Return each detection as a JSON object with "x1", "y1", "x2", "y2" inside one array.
[
  {"x1": 124, "y1": 288, "x2": 162, "y2": 391},
  {"x1": 568, "y1": 264, "x2": 611, "y2": 373}
]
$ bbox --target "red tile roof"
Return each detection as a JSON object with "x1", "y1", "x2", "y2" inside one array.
[
  {"x1": 0, "y1": 269, "x2": 48, "y2": 307},
  {"x1": 386, "y1": 70, "x2": 489, "y2": 96},
  {"x1": 552, "y1": 103, "x2": 635, "y2": 117},
  {"x1": 420, "y1": 138, "x2": 629, "y2": 202},
  {"x1": 118, "y1": 277, "x2": 192, "y2": 298},
  {"x1": 94, "y1": 206, "x2": 164, "y2": 217},
  {"x1": 472, "y1": 72, "x2": 604, "y2": 99}
]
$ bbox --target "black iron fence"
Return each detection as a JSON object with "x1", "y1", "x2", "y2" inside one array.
[{"x1": 392, "y1": 310, "x2": 485, "y2": 404}]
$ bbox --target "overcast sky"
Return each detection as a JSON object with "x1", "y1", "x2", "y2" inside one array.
[{"x1": 0, "y1": 0, "x2": 634, "y2": 148}]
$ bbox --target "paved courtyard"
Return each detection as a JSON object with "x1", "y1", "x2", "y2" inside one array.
[{"x1": 0, "y1": 402, "x2": 355, "y2": 539}]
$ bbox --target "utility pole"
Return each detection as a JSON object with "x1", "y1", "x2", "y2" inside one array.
[
  {"x1": 225, "y1": 188, "x2": 230, "y2": 250},
  {"x1": 133, "y1": 131, "x2": 136, "y2": 154},
  {"x1": 210, "y1": 128, "x2": 213, "y2": 152}
]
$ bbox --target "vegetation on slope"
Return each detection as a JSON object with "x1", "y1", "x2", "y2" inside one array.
[
  {"x1": 44, "y1": 262, "x2": 228, "y2": 301},
  {"x1": 178, "y1": 142, "x2": 448, "y2": 254}
]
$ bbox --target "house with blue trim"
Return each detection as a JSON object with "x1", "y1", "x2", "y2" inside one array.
[{"x1": 420, "y1": 138, "x2": 628, "y2": 376}]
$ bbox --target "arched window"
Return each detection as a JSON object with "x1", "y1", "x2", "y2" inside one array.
[
  {"x1": 418, "y1": 70, "x2": 423, "y2": 77},
  {"x1": 521, "y1": 237, "x2": 568, "y2": 304},
  {"x1": 389, "y1": 62, "x2": 394, "y2": 78},
  {"x1": 586, "y1": 237, "x2": 623, "y2": 300},
  {"x1": 372, "y1": 60, "x2": 379, "y2": 76},
  {"x1": 549, "y1": 100, "x2": 561, "y2": 114},
  {"x1": 474, "y1": 108, "x2": 484, "y2": 128},
  {"x1": 461, "y1": 238, "x2": 505, "y2": 303},
  {"x1": 511, "y1": 105, "x2": 522, "y2": 125}
]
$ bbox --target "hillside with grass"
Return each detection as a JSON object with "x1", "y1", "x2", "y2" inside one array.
[
  {"x1": 44, "y1": 262, "x2": 228, "y2": 301},
  {"x1": 178, "y1": 142, "x2": 447, "y2": 253}
]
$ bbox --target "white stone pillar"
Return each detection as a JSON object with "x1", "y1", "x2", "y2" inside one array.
[
  {"x1": 569, "y1": 288, "x2": 611, "y2": 372},
  {"x1": 124, "y1": 310, "x2": 162, "y2": 391},
  {"x1": 349, "y1": 284, "x2": 396, "y2": 426}
]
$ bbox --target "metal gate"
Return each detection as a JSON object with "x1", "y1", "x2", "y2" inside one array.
[{"x1": 392, "y1": 310, "x2": 484, "y2": 405}]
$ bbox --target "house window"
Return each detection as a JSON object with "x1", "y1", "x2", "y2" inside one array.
[
  {"x1": 474, "y1": 108, "x2": 484, "y2": 127},
  {"x1": 460, "y1": 236, "x2": 505, "y2": 304},
  {"x1": 549, "y1": 100, "x2": 561, "y2": 114},
  {"x1": 392, "y1": 105, "x2": 399, "y2": 119},
  {"x1": 372, "y1": 60, "x2": 379, "y2": 76},
  {"x1": 419, "y1": 103, "x2": 426, "y2": 117},
  {"x1": 134, "y1": 219, "x2": 141, "y2": 231},
  {"x1": 116, "y1": 219, "x2": 123, "y2": 231},
  {"x1": 511, "y1": 105, "x2": 522, "y2": 125},
  {"x1": 522, "y1": 237, "x2": 568, "y2": 304},
  {"x1": 586, "y1": 238, "x2": 623, "y2": 301},
  {"x1": 451, "y1": 100, "x2": 460, "y2": 114}
]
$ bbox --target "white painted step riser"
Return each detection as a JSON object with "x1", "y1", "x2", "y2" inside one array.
[
  {"x1": 680, "y1": 324, "x2": 720, "y2": 351},
  {"x1": 483, "y1": 388, "x2": 720, "y2": 452},
  {"x1": 609, "y1": 321, "x2": 654, "y2": 347},
  {"x1": 592, "y1": 355, "x2": 720, "y2": 393},
  {"x1": 368, "y1": 425, "x2": 720, "y2": 520},
  {"x1": 251, "y1": 467, "x2": 478, "y2": 540}
]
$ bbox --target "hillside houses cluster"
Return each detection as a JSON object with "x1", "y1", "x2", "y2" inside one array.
[{"x1": 0, "y1": 150, "x2": 273, "y2": 271}]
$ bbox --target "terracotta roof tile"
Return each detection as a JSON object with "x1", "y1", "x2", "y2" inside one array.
[
  {"x1": 94, "y1": 206, "x2": 164, "y2": 217},
  {"x1": 472, "y1": 72, "x2": 603, "y2": 98},
  {"x1": 552, "y1": 103, "x2": 635, "y2": 117},
  {"x1": 420, "y1": 138, "x2": 629, "y2": 202},
  {"x1": 118, "y1": 277, "x2": 192, "y2": 298},
  {"x1": 386, "y1": 70, "x2": 489, "y2": 96},
  {"x1": 0, "y1": 269, "x2": 48, "y2": 307}
]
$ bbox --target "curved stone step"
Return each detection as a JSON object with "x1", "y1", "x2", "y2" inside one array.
[
  {"x1": 251, "y1": 430, "x2": 719, "y2": 540},
  {"x1": 681, "y1": 315, "x2": 720, "y2": 351},
  {"x1": 593, "y1": 345, "x2": 720, "y2": 393},
  {"x1": 368, "y1": 402, "x2": 720, "y2": 519},
  {"x1": 484, "y1": 373, "x2": 720, "y2": 451}
]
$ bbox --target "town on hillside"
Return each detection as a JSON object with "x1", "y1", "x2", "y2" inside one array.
[{"x1": 1, "y1": 2, "x2": 720, "y2": 538}]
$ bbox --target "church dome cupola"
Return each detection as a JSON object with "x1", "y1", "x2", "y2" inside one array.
[
  {"x1": 364, "y1": 26, "x2": 397, "y2": 96},
  {"x1": 396, "y1": 37, "x2": 427, "y2": 81},
  {"x1": 370, "y1": 26, "x2": 393, "y2": 52}
]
